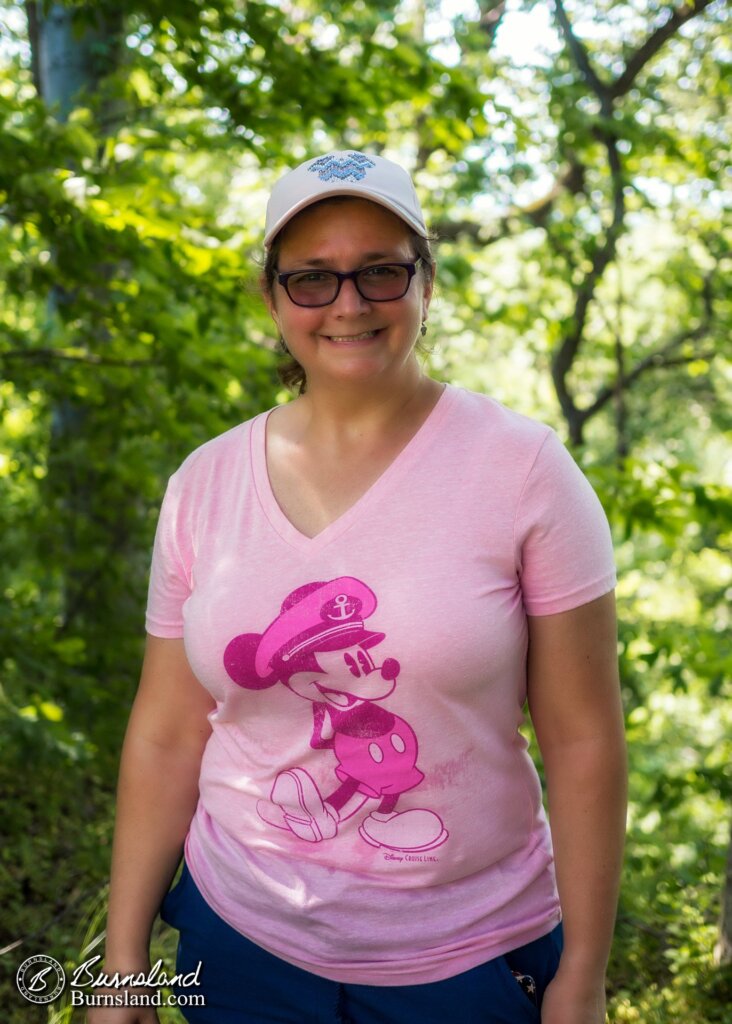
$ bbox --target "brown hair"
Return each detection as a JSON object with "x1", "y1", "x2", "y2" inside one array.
[{"x1": 260, "y1": 197, "x2": 436, "y2": 395}]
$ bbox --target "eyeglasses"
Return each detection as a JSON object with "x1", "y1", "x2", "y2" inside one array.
[{"x1": 277, "y1": 260, "x2": 422, "y2": 308}]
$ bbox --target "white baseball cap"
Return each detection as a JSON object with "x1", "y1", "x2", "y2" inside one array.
[{"x1": 264, "y1": 150, "x2": 428, "y2": 247}]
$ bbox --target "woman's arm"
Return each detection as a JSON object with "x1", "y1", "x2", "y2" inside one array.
[
  {"x1": 88, "y1": 635, "x2": 215, "y2": 1022},
  {"x1": 527, "y1": 591, "x2": 627, "y2": 1024}
]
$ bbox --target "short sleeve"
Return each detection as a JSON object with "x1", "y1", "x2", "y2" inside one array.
[
  {"x1": 514, "y1": 430, "x2": 616, "y2": 616},
  {"x1": 145, "y1": 473, "x2": 191, "y2": 638}
]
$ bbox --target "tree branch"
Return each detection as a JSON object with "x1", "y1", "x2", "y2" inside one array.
[
  {"x1": 1, "y1": 347, "x2": 155, "y2": 368},
  {"x1": 582, "y1": 342, "x2": 716, "y2": 423},
  {"x1": 610, "y1": 0, "x2": 717, "y2": 98},
  {"x1": 477, "y1": 0, "x2": 507, "y2": 46},
  {"x1": 431, "y1": 217, "x2": 505, "y2": 244},
  {"x1": 579, "y1": 267, "x2": 718, "y2": 424},
  {"x1": 549, "y1": 0, "x2": 719, "y2": 444},
  {"x1": 418, "y1": 1, "x2": 506, "y2": 171},
  {"x1": 551, "y1": 0, "x2": 627, "y2": 444},
  {"x1": 432, "y1": 160, "x2": 586, "y2": 243},
  {"x1": 549, "y1": 150, "x2": 625, "y2": 443},
  {"x1": 553, "y1": 0, "x2": 610, "y2": 104}
]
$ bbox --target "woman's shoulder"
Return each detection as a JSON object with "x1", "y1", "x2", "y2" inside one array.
[
  {"x1": 169, "y1": 408, "x2": 268, "y2": 487},
  {"x1": 448, "y1": 384, "x2": 554, "y2": 453}
]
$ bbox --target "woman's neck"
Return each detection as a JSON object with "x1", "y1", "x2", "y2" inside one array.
[{"x1": 294, "y1": 368, "x2": 442, "y2": 447}]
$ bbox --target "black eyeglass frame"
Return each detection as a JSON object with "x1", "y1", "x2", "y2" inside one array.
[{"x1": 276, "y1": 259, "x2": 422, "y2": 308}]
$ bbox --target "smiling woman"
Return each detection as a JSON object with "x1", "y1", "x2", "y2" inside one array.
[
  {"x1": 262, "y1": 197, "x2": 433, "y2": 397},
  {"x1": 95, "y1": 150, "x2": 626, "y2": 1024},
  {"x1": 262, "y1": 188, "x2": 436, "y2": 395}
]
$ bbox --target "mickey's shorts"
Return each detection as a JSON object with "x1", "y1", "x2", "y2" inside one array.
[{"x1": 160, "y1": 859, "x2": 563, "y2": 1023}]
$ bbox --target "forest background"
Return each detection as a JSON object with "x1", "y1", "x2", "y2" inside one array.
[{"x1": 0, "y1": 0, "x2": 730, "y2": 1021}]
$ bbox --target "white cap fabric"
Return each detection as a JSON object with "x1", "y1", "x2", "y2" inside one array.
[{"x1": 264, "y1": 151, "x2": 427, "y2": 247}]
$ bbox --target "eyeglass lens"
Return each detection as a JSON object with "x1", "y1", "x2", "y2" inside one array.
[{"x1": 285, "y1": 265, "x2": 412, "y2": 306}]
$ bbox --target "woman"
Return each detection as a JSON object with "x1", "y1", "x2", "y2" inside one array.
[{"x1": 93, "y1": 151, "x2": 626, "y2": 1024}]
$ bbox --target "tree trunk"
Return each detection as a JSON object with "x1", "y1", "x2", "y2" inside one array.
[
  {"x1": 716, "y1": 815, "x2": 732, "y2": 965},
  {"x1": 28, "y1": 3, "x2": 125, "y2": 636},
  {"x1": 28, "y1": 2, "x2": 123, "y2": 116}
]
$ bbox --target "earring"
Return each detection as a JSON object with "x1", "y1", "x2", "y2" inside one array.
[
  {"x1": 420, "y1": 322, "x2": 427, "y2": 337},
  {"x1": 278, "y1": 334, "x2": 290, "y2": 354}
]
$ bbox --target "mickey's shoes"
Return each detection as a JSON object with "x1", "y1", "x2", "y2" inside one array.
[
  {"x1": 258, "y1": 768, "x2": 338, "y2": 842},
  {"x1": 358, "y1": 808, "x2": 448, "y2": 852}
]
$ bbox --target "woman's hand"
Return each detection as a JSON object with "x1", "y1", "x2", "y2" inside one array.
[
  {"x1": 541, "y1": 963, "x2": 607, "y2": 1023},
  {"x1": 85, "y1": 956, "x2": 160, "y2": 1024},
  {"x1": 85, "y1": 982, "x2": 160, "y2": 1024},
  {"x1": 87, "y1": 1007, "x2": 159, "y2": 1024}
]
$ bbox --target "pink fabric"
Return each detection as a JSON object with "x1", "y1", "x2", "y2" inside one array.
[{"x1": 146, "y1": 384, "x2": 616, "y2": 985}]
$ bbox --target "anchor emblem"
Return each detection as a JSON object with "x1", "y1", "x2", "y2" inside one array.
[{"x1": 322, "y1": 593, "x2": 361, "y2": 622}]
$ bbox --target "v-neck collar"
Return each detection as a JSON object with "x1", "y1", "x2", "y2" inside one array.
[{"x1": 250, "y1": 382, "x2": 457, "y2": 554}]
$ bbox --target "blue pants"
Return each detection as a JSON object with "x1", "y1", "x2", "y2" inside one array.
[{"x1": 160, "y1": 861, "x2": 563, "y2": 1023}]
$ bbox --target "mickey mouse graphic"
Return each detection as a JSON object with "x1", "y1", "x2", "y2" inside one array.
[{"x1": 223, "y1": 576, "x2": 448, "y2": 853}]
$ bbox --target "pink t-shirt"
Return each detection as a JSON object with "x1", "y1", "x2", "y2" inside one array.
[{"x1": 146, "y1": 383, "x2": 616, "y2": 985}]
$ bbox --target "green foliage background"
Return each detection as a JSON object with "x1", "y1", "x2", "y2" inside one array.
[{"x1": 0, "y1": 1, "x2": 730, "y2": 1021}]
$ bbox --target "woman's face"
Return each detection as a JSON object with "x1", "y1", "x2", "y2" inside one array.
[{"x1": 265, "y1": 198, "x2": 433, "y2": 388}]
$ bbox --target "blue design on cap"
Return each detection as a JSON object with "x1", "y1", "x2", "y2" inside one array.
[{"x1": 309, "y1": 152, "x2": 376, "y2": 182}]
